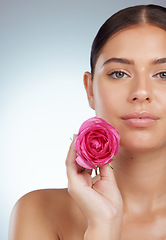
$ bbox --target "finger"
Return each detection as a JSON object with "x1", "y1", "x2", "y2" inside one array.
[
  {"x1": 65, "y1": 135, "x2": 77, "y2": 175},
  {"x1": 82, "y1": 168, "x2": 93, "y2": 176},
  {"x1": 66, "y1": 134, "x2": 87, "y2": 177},
  {"x1": 65, "y1": 135, "x2": 77, "y2": 165}
]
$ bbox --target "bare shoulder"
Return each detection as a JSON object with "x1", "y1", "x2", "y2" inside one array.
[{"x1": 9, "y1": 188, "x2": 87, "y2": 240}]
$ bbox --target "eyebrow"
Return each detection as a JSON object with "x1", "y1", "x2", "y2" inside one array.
[
  {"x1": 101, "y1": 57, "x2": 166, "y2": 68},
  {"x1": 101, "y1": 58, "x2": 134, "y2": 68},
  {"x1": 152, "y1": 58, "x2": 166, "y2": 64}
]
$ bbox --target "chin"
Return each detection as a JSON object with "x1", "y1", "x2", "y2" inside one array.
[
  {"x1": 118, "y1": 127, "x2": 164, "y2": 150},
  {"x1": 120, "y1": 138, "x2": 160, "y2": 152}
]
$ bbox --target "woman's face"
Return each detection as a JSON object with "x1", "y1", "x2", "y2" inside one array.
[{"x1": 84, "y1": 24, "x2": 166, "y2": 151}]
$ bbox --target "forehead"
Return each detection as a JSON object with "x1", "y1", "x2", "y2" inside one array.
[{"x1": 96, "y1": 24, "x2": 166, "y2": 67}]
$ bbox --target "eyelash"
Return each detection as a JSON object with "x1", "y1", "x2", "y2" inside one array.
[
  {"x1": 154, "y1": 71, "x2": 166, "y2": 80},
  {"x1": 107, "y1": 70, "x2": 129, "y2": 79},
  {"x1": 107, "y1": 70, "x2": 166, "y2": 80}
]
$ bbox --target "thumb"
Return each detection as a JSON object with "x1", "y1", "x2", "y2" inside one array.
[{"x1": 99, "y1": 164, "x2": 117, "y2": 184}]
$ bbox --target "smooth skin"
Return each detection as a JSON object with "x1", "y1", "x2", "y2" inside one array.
[{"x1": 9, "y1": 24, "x2": 166, "y2": 240}]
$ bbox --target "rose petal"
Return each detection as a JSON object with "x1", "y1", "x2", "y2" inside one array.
[{"x1": 75, "y1": 155, "x2": 97, "y2": 170}]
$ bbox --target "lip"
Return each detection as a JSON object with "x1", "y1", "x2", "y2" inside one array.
[{"x1": 121, "y1": 111, "x2": 159, "y2": 127}]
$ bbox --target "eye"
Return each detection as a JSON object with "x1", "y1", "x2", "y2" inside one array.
[
  {"x1": 107, "y1": 70, "x2": 129, "y2": 79},
  {"x1": 157, "y1": 71, "x2": 166, "y2": 80},
  {"x1": 153, "y1": 71, "x2": 166, "y2": 80}
]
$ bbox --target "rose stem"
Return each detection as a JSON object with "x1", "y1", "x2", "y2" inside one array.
[{"x1": 95, "y1": 167, "x2": 98, "y2": 176}]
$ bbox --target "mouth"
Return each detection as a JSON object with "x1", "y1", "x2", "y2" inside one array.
[{"x1": 121, "y1": 111, "x2": 159, "y2": 127}]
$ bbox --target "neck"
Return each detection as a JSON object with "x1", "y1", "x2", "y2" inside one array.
[{"x1": 112, "y1": 147, "x2": 166, "y2": 213}]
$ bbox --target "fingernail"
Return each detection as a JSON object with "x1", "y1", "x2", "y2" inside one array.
[{"x1": 108, "y1": 164, "x2": 113, "y2": 170}]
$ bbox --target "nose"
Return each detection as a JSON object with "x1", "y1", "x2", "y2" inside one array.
[{"x1": 128, "y1": 75, "x2": 153, "y2": 104}]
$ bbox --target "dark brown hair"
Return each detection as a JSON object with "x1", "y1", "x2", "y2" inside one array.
[{"x1": 90, "y1": 4, "x2": 166, "y2": 77}]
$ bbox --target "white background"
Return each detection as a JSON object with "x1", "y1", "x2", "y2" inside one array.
[{"x1": 1, "y1": 0, "x2": 166, "y2": 239}]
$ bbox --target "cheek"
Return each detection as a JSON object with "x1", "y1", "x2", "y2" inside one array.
[
  {"x1": 93, "y1": 82, "x2": 123, "y2": 124},
  {"x1": 157, "y1": 91, "x2": 166, "y2": 114}
]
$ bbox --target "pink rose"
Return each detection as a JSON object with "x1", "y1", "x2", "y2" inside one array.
[{"x1": 74, "y1": 117, "x2": 120, "y2": 170}]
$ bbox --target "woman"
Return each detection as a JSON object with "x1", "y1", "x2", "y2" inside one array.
[{"x1": 9, "y1": 4, "x2": 166, "y2": 240}]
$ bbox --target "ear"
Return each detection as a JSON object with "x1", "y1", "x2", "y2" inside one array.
[{"x1": 83, "y1": 72, "x2": 95, "y2": 110}]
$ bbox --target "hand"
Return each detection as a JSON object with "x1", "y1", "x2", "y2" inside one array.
[{"x1": 66, "y1": 135, "x2": 123, "y2": 229}]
